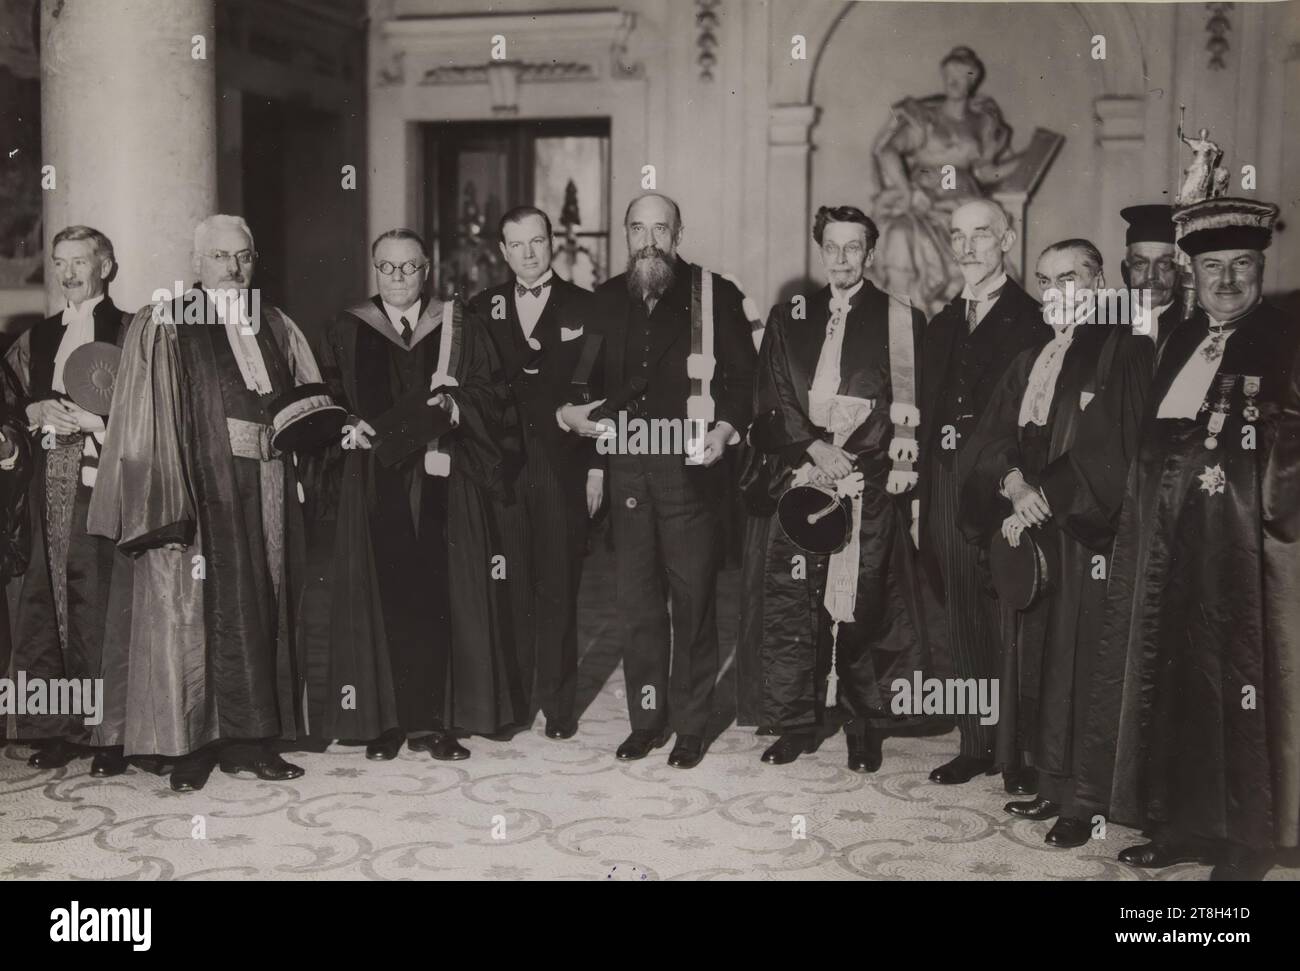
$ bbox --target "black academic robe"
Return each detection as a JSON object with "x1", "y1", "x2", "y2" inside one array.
[
  {"x1": 750, "y1": 282, "x2": 929, "y2": 731},
  {"x1": 87, "y1": 293, "x2": 316, "y2": 757},
  {"x1": 0, "y1": 402, "x2": 32, "y2": 684},
  {"x1": 1074, "y1": 300, "x2": 1300, "y2": 850},
  {"x1": 958, "y1": 325, "x2": 1151, "y2": 775},
  {"x1": 4, "y1": 298, "x2": 129, "y2": 741},
  {"x1": 312, "y1": 296, "x2": 519, "y2": 739}
]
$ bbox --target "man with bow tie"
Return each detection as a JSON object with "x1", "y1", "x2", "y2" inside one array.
[
  {"x1": 470, "y1": 206, "x2": 601, "y2": 741},
  {"x1": 309, "y1": 228, "x2": 516, "y2": 762},
  {"x1": 918, "y1": 199, "x2": 1050, "y2": 789},
  {"x1": 3, "y1": 225, "x2": 130, "y2": 777},
  {"x1": 1073, "y1": 198, "x2": 1300, "y2": 880},
  {"x1": 747, "y1": 205, "x2": 928, "y2": 772}
]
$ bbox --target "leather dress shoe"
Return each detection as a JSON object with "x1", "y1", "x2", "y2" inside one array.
[
  {"x1": 1005, "y1": 796, "x2": 1060, "y2": 820},
  {"x1": 761, "y1": 733, "x2": 814, "y2": 765},
  {"x1": 219, "y1": 749, "x2": 305, "y2": 781},
  {"x1": 89, "y1": 747, "x2": 129, "y2": 778},
  {"x1": 1210, "y1": 854, "x2": 1273, "y2": 881},
  {"x1": 1003, "y1": 766, "x2": 1038, "y2": 795},
  {"x1": 365, "y1": 729, "x2": 404, "y2": 761},
  {"x1": 27, "y1": 739, "x2": 79, "y2": 769},
  {"x1": 846, "y1": 732, "x2": 883, "y2": 773},
  {"x1": 929, "y1": 754, "x2": 996, "y2": 785},
  {"x1": 1118, "y1": 842, "x2": 1213, "y2": 869},
  {"x1": 170, "y1": 753, "x2": 215, "y2": 792},
  {"x1": 615, "y1": 729, "x2": 665, "y2": 761},
  {"x1": 667, "y1": 734, "x2": 703, "y2": 769},
  {"x1": 424, "y1": 732, "x2": 470, "y2": 761},
  {"x1": 544, "y1": 719, "x2": 577, "y2": 740},
  {"x1": 1044, "y1": 816, "x2": 1091, "y2": 848}
]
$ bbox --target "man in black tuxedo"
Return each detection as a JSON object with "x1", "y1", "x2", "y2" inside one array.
[
  {"x1": 918, "y1": 199, "x2": 1049, "y2": 788},
  {"x1": 559, "y1": 192, "x2": 756, "y2": 769},
  {"x1": 470, "y1": 206, "x2": 603, "y2": 740}
]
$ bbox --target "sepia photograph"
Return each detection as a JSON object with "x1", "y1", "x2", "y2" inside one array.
[{"x1": 1, "y1": 0, "x2": 1297, "y2": 945}]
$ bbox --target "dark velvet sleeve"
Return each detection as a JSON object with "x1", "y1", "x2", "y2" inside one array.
[
  {"x1": 753, "y1": 302, "x2": 823, "y2": 467},
  {"x1": 955, "y1": 348, "x2": 1036, "y2": 545},
  {"x1": 1039, "y1": 332, "x2": 1153, "y2": 551},
  {"x1": 445, "y1": 306, "x2": 515, "y2": 500}
]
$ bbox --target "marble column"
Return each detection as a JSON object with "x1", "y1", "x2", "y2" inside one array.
[
  {"x1": 40, "y1": 0, "x2": 218, "y2": 314},
  {"x1": 766, "y1": 103, "x2": 818, "y2": 299}
]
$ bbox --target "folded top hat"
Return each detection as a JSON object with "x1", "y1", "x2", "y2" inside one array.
[
  {"x1": 268, "y1": 382, "x2": 347, "y2": 453},
  {"x1": 63, "y1": 341, "x2": 122, "y2": 417},
  {"x1": 777, "y1": 482, "x2": 852, "y2": 556},
  {"x1": 989, "y1": 525, "x2": 1054, "y2": 611}
]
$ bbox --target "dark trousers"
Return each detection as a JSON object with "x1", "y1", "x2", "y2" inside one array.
[
  {"x1": 931, "y1": 462, "x2": 999, "y2": 758},
  {"x1": 609, "y1": 453, "x2": 721, "y2": 737},
  {"x1": 495, "y1": 444, "x2": 586, "y2": 724}
]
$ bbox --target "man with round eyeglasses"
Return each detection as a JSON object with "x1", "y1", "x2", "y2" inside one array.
[{"x1": 309, "y1": 228, "x2": 516, "y2": 764}]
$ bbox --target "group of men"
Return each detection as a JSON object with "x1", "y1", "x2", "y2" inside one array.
[{"x1": 2, "y1": 180, "x2": 1295, "y2": 880}]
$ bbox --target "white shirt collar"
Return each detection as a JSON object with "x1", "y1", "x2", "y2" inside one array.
[
  {"x1": 61, "y1": 293, "x2": 104, "y2": 327},
  {"x1": 961, "y1": 269, "x2": 1008, "y2": 303},
  {"x1": 382, "y1": 299, "x2": 421, "y2": 331},
  {"x1": 516, "y1": 269, "x2": 554, "y2": 295},
  {"x1": 829, "y1": 279, "x2": 864, "y2": 309}
]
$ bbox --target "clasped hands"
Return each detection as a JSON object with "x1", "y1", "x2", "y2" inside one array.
[
  {"x1": 1000, "y1": 469, "x2": 1051, "y2": 548},
  {"x1": 26, "y1": 398, "x2": 102, "y2": 436}
]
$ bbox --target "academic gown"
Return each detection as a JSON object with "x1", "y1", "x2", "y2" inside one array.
[
  {"x1": 3, "y1": 298, "x2": 130, "y2": 741},
  {"x1": 86, "y1": 293, "x2": 318, "y2": 757},
  {"x1": 751, "y1": 282, "x2": 929, "y2": 732},
  {"x1": 311, "y1": 296, "x2": 519, "y2": 739},
  {"x1": 958, "y1": 325, "x2": 1151, "y2": 778},
  {"x1": 1074, "y1": 300, "x2": 1300, "y2": 850},
  {"x1": 0, "y1": 402, "x2": 32, "y2": 684}
]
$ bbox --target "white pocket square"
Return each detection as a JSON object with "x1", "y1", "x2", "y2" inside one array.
[
  {"x1": 1080, "y1": 391, "x2": 1095, "y2": 411},
  {"x1": 560, "y1": 326, "x2": 584, "y2": 342}
]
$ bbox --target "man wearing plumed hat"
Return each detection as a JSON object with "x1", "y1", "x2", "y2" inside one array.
[{"x1": 1072, "y1": 197, "x2": 1300, "y2": 879}]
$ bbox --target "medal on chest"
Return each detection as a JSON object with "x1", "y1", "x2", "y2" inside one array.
[
  {"x1": 1242, "y1": 375, "x2": 1262, "y2": 423},
  {"x1": 1203, "y1": 373, "x2": 1237, "y2": 450},
  {"x1": 1201, "y1": 319, "x2": 1229, "y2": 363}
]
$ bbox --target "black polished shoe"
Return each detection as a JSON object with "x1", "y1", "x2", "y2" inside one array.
[
  {"x1": 615, "y1": 729, "x2": 665, "y2": 761},
  {"x1": 667, "y1": 734, "x2": 703, "y2": 769},
  {"x1": 170, "y1": 753, "x2": 215, "y2": 792},
  {"x1": 1118, "y1": 841, "x2": 1213, "y2": 869},
  {"x1": 89, "y1": 747, "x2": 129, "y2": 778},
  {"x1": 1044, "y1": 816, "x2": 1091, "y2": 847},
  {"x1": 760, "y1": 733, "x2": 814, "y2": 765},
  {"x1": 1003, "y1": 766, "x2": 1038, "y2": 795},
  {"x1": 1210, "y1": 854, "x2": 1273, "y2": 881},
  {"x1": 426, "y1": 732, "x2": 470, "y2": 761},
  {"x1": 1005, "y1": 796, "x2": 1060, "y2": 820},
  {"x1": 218, "y1": 749, "x2": 305, "y2": 781},
  {"x1": 365, "y1": 729, "x2": 404, "y2": 761},
  {"x1": 846, "y1": 731, "x2": 883, "y2": 773},
  {"x1": 544, "y1": 719, "x2": 577, "y2": 740},
  {"x1": 929, "y1": 754, "x2": 996, "y2": 785},
  {"x1": 27, "y1": 739, "x2": 79, "y2": 769}
]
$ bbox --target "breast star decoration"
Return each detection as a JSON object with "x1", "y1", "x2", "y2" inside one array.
[{"x1": 1198, "y1": 464, "x2": 1226, "y2": 496}]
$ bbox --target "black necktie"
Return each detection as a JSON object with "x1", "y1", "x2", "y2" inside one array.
[
  {"x1": 399, "y1": 315, "x2": 412, "y2": 345},
  {"x1": 516, "y1": 279, "x2": 550, "y2": 299}
]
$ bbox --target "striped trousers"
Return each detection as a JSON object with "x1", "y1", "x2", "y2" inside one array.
[{"x1": 930, "y1": 462, "x2": 999, "y2": 758}]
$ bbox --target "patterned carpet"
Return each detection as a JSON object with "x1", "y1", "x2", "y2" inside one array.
[{"x1": 2, "y1": 549, "x2": 1296, "y2": 881}]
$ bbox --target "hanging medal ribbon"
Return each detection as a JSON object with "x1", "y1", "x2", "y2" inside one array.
[
  {"x1": 425, "y1": 299, "x2": 461, "y2": 476},
  {"x1": 1204, "y1": 372, "x2": 1237, "y2": 450},
  {"x1": 1242, "y1": 374, "x2": 1261, "y2": 422}
]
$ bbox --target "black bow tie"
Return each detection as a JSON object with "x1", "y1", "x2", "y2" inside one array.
[{"x1": 516, "y1": 279, "x2": 550, "y2": 299}]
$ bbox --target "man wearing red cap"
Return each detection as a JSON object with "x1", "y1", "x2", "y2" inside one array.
[{"x1": 1073, "y1": 197, "x2": 1300, "y2": 879}]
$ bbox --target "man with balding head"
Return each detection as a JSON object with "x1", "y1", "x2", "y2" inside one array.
[
  {"x1": 919, "y1": 199, "x2": 1050, "y2": 788},
  {"x1": 558, "y1": 192, "x2": 756, "y2": 768},
  {"x1": 88, "y1": 214, "x2": 328, "y2": 792}
]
